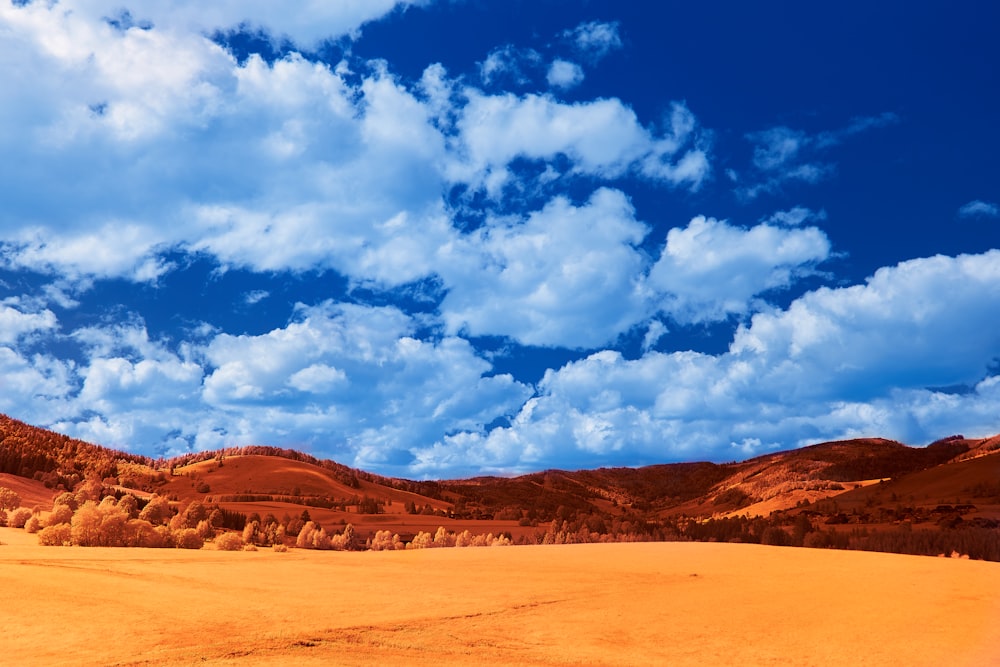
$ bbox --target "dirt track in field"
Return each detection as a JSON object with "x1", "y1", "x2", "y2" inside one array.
[{"x1": 2, "y1": 528, "x2": 998, "y2": 666}]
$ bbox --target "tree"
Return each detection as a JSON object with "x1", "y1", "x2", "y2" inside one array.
[
  {"x1": 0, "y1": 487, "x2": 21, "y2": 511},
  {"x1": 409, "y1": 531, "x2": 433, "y2": 549},
  {"x1": 330, "y1": 523, "x2": 356, "y2": 550},
  {"x1": 182, "y1": 500, "x2": 208, "y2": 528},
  {"x1": 46, "y1": 503, "x2": 74, "y2": 527},
  {"x1": 370, "y1": 530, "x2": 403, "y2": 551},
  {"x1": 242, "y1": 520, "x2": 260, "y2": 545},
  {"x1": 70, "y1": 501, "x2": 103, "y2": 546},
  {"x1": 433, "y1": 526, "x2": 454, "y2": 547},
  {"x1": 138, "y1": 494, "x2": 171, "y2": 525},
  {"x1": 117, "y1": 494, "x2": 139, "y2": 519}
]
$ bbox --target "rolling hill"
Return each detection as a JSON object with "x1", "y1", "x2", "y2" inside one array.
[{"x1": 2, "y1": 412, "x2": 998, "y2": 556}]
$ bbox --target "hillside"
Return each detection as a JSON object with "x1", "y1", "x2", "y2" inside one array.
[{"x1": 2, "y1": 413, "x2": 999, "y2": 558}]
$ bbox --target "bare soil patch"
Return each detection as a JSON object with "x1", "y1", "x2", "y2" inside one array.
[{"x1": 1, "y1": 531, "x2": 997, "y2": 665}]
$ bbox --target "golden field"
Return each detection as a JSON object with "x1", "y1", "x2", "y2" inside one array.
[{"x1": 1, "y1": 527, "x2": 998, "y2": 666}]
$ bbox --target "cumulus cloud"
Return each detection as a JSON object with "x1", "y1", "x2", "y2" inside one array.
[
  {"x1": 437, "y1": 201, "x2": 829, "y2": 348},
  {"x1": 410, "y1": 250, "x2": 1000, "y2": 475},
  {"x1": 201, "y1": 301, "x2": 533, "y2": 463},
  {"x1": 438, "y1": 188, "x2": 650, "y2": 348},
  {"x1": 958, "y1": 200, "x2": 999, "y2": 219},
  {"x1": 730, "y1": 250, "x2": 1000, "y2": 400},
  {"x1": 547, "y1": 59, "x2": 585, "y2": 89},
  {"x1": 0, "y1": 3, "x2": 710, "y2": 308},
  {"x1": 648, "y1": 216, "x2": 832, "y2": 324},
  {"x1": 6, "y1": 301, "x2": 531, "y2": 465},
  {"x1": 0, "y1": 299, "x2": 58, "y2": 344},
  {"x1": 55, "y1": 0, "x2": 427, "y2": 47},
  {"x1": 452, "y1": 93, "x2": 708, "y2": 195},
  {"x1": 7, "y1": 242, "x2": 999, "y2": 477}
]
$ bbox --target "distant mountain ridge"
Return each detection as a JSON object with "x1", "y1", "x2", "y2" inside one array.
[{"x1": 2, "y1": 412, "x2": 997, "y2": 524}]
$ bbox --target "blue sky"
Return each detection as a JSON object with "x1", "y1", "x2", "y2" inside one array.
[{"x1": 1, "y1": 1, "x2": 998, "y2": 478}]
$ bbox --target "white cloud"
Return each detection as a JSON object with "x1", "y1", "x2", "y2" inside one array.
[
  {"x1": 0, "y1": 2, "x2": 715, "y2": 331},
  {"x1": 439, "y1": 188, "x2": 650, "y2": 348},
  {"x1": 438, "y1": 201, "x2": 829, "y2": 348},
  {"x1": 0, "y1": 347, "x2": 75, "y2": 423},
  {"x1": 410, "y1": 249, "x2": 1000, "y2": 475},
  {"x1": 3, "y1": 224, "x2": 174, "y2": 282},
  {"x1": 53, "y1": 1, "x2": 428, "y2": 47},
  {"x1": 0, "y1": 299, "x2": 58, "y2": 344},
  {"x1": 958, "y1": 200, "x2": 999, "y2": 219},
  {"x1": 730, "y1": 250, "x2": 1000, "y2": 399},
  {"x1": 648, "y1": 216, "x2": 831, "y2": 324},
  {"x1": 751, "y1": 126, "x2": 805, "y2": 171},
  {"x1": 761, "y1": 206, "x2": 827, "y2": 227},
  {"x1": 479, "y1": 45, "x2": 542, "y2": 86},
  {"x1": 547, "y1": 59, "x2": 584, "y2": 89},
  {"x1": 565, "y1": 20, "x2": 622, "y2": 62},
  {"x1": 6, "y1": 247, "x2": 999, "y2": 477},
  {"x1": 201, "y1": 301, "x2": 533, "y2": 462},
  {"x1": 641, "y1": 320, "x2": 669, "y2": 352},
  {"x1": 738, "y1": 115, "x2": 895, "y2": 200},
  {"x1": 244, "y1": 290, "x2": 270, "y2": 305},
  {"x1": 814, "y1": 112, "x2": 899, "y2": 148},
  {"x1": 452, "y1": 93, "x2": 708, "y2": 194}
]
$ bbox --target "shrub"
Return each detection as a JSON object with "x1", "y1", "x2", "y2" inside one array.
[
  {"x1": 38, "y1": 524, "x2": 72, "y2": 546},
  {"x1": 173, "y1": 528, "x2": 203, "y2": 549},
  {"x1": 155, "y1": 525, "x2": 174, "y2": 548},
  {"x1": 53, "y1": 492, "x2": 78, "y2": 511},
  {"x1": 215, "y1": 532, "x2": 243, "y2": 551},
  {"x1": 242, "y1": 543, "x2": 258, "y2": 551},
  {"x1": 272, "y1": 543, "x2": 288, "y2": 553},
  {"x1": 24, "y1": 515, "x2": 42, "y2": 533},
  {"x1": 47, "y1": 503, "x2": 74, "y2": 527},
  {"x1": 9, "y1": 508, "x2": 32, "y2": 529},
  {"x1": 0, "y1": 509, "x2": 7, "y2": 527}
]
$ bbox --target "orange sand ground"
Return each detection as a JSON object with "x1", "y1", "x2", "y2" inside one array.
[{"x1": 1, "y1": 527, "x2": 998, "y2": 666}]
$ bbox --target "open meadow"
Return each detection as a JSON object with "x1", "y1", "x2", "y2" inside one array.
[{"x1": 2, "y1": 528, "x2": 998, "y2": 666}]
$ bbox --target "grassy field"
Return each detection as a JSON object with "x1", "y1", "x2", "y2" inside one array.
[{"x1": 2, "y1": 527, "x2": 998, "y2": 666}]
